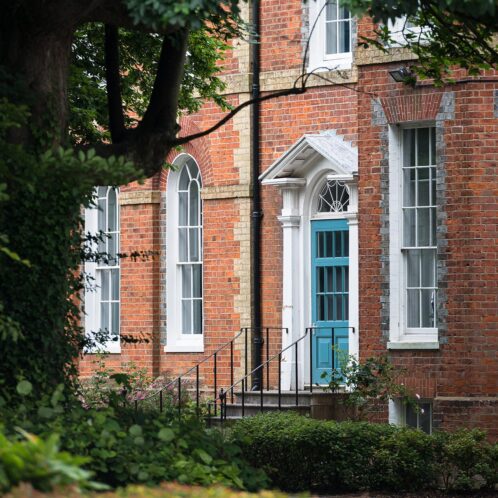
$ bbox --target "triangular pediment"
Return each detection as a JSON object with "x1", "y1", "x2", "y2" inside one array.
[{"x1": 260, "y1": 130, "x2": 357, "y2": 182}]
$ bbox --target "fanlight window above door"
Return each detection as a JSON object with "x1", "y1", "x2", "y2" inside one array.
[{"x1": 317, "y1": 180, "x2": 350, "y2": 213}]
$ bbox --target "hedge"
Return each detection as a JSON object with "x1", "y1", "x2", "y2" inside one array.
[{"x1": 230, "y1": 412, "x2": 498, "y2": 493}]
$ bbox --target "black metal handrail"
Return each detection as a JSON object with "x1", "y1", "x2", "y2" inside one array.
[
  {"x1": 210, "y1": 325, "x2": 355, "y2": 423},
  {"x1": 137, "y1": 326, "x2": 286, "y2": 417}
]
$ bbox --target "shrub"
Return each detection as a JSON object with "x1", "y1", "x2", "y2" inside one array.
[
  {"x1": 0, "y1": 428, "x2": 103, "y2": 493},
  {"x1": 231, "y1": 412, "x2": 498, "y2": 493},
  {"x1": 1, "y1": 385, "x2": 268, "y2": 492},
  {"x1": 5, "y1": 482, "x2": 290, "y2": 498}
]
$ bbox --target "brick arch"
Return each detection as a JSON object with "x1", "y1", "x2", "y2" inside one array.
[{"x1": 158, "y1": 117, "x2": 214, "y2": 191}]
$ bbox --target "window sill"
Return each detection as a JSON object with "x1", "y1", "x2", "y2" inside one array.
[
  {"x1": 164, "y1": 343, "x2": 204, "y2": 353},
  {"x1": 387, "y1": 341, "x2": 439, "y2": 350}
]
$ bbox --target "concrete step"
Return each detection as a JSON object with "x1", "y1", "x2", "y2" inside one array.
[{"x1": 221, "y1": 402, "x2": 310, "y2": 418}]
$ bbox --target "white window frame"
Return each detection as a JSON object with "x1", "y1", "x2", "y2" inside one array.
[
  {"x1": 388, "y1": 124, "x2": 439, "y2": 350},
  {"x1": 308, "y1": 0, "x2": 353, "y2": 72},
  {"x1": 389, "y1": 399, "x2": 433, "y2": 434},
  {"x1": 387, "y1": 16, "x2": 429, "y2": 47},
  {"x1": 165, "y1": 154, "x2": 204, "y2": 353},
  {"x1": 84, "y1": 187, "x2": 121, "y2": 354}
]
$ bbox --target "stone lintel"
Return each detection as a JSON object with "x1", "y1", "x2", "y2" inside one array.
[{"x1": 120, "y1": 191, "x2": 161, "y2": 205}]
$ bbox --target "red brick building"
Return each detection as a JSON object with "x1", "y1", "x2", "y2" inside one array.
[{"x1": 81, "y1": 1, "x2": 498, "y2": 437}]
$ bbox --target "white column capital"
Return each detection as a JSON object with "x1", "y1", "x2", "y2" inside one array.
[{"x1": 278, "y1": 215, "x2": 301, "y2": 228}]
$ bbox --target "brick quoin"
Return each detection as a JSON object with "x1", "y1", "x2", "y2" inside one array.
[{"x1": 80, "y1": 0, "x2": 497, "y2": 438}]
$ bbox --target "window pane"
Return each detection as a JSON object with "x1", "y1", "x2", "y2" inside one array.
[
  {"x1": 336, "y1": 295, "x2": 343, "y2": 320},
  {"x1": 108, "y1": 188, "x2": 117, "y2": 231},
  {"x1": 406, "y1": 404, "x2": 418, "y2": 428},
  {"x1": 403, "y1": 168, "x2": 416, "y2": 207},
  {"x1": 327, "y1": 295, "x2": 334, "y2": 320},
  {"x1": 189, "y1": 228, "x2": 200, "y2": 261},
  {"x1": 182, "y1": 265, "x2": 192, "y2": 298},
  {"x1": 179, "y1": 228, "x2": 188, "y2": 261},
  {"x1": 406, "y1": 250, "x2": 420, "y2": 287},
  {"x1": 421, "y1": 289, "x2": 435, "y2": 327},
  {"x1": 419, "y1": 403, "x2": 432, "y2": 434},
  {"x1": 344, "y1": 267, "x2": 349, "y2": 292},
  {"x1": 101, "y1": 271, "x2": 109, "y2": 300},
  {"x1": 111, "y1": 302, "x2": 119, "y2": 335},
  {"x1": 343, "y1": 230, "x2": 349, "y2": 256},
  {"x1": 421, "y1": 249, "x2": 435, "y2": 287},
  {"x1": 417, "y1": 128, "x2": 430, "y2": 165},
  {"x1": 431, "y1": 175, "x2": 436, "y2": 206},
  {"x1": 111, "y1": 269, "x2": 119, "y2": 300},
  {"x1": 187, "y1": 159, "x2": 199, "y2": 180},
  {"x1": 98, "y1": 186, "x2": 107, "y2": 198},
  {"x1": 108, "y1": 233, "x2": 117, "y2": 264},
  {"x1": 403, "y1": 129, "x2": 415, "y2": 166},
  {"x1": 179, "y1": 192, "x2": 188, "y2": 225},
  {"x1": 182, "y1": 300, "x2": 191, "y2": 334},
  {"x1": 344, "y1": 295, "x2": 349, "y2": 320},
  {"x1": 179, "y1": 166, "x2": 189, "y2": 190},
  {"x1": 338, "y1": 21, "x2": 350, "y2": 53},
  {"x1": 189, "y1": 181, "x2": 199, "y2": 226},
  {"x1": 100, "y1": 302, "x2": 109, "y2": 331},
  {"x1": 418, "y1": 172, "x2": 430, "y2": 206},
  {"x1": 192, "y1": 264, "x2": 202, "y2": 298},
  {"x1": 193, "y1": 300, "x2": 202, "y2": 334},
  {"x1": 335, "y1": 267, "x2": 343, "y2": 292},
  {"x1": 326, "y1": 22, "x2": 338, "y2": 54},
  {"x1": 317, "y1": 295, "x2": 324, "y2": 321},
  {"x1": 334, "y1": 231, "x2": 342, "y2": 257},
  {"x1": 431, "y1": 207, "x2": 437, "y2": 246},
  {"x1": 317, "y1": 267, "x2": 324, "y2": 293},
  {"x1": 326, "y1": 0, "x2": 337, "y2": 20},
  {"x1": 407, "y1": 289, "x2": 420, "y2": 327},
  {"x1": 403, "y1": 209, "x2": 416, "y2": 246},
  {"x1": 98, "y1": 198, "x2": 106, "y2": 232},
  {"x1": 417, "y1": 208, "x2": 431, "y2": 246},
  {"x1": 325, "y1": 232, "x2": 333, "y2": 257},
  {"x1": 431, "y1": 128, "x2": 436, "y2": 163},
  {"x1": 339, "y1": 3, "x2": 350, "y2": 19}
]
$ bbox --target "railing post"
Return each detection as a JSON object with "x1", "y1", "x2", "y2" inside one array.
[
  {"x1": 134, "y1": 399, "x2": 138, "y2": 413},
  {"x1": 220, "y1": 389, "x2": 224, "y2": 423},
  {"x1": 178, "y1": 377, "x2": 181, "y2": 419},
  {"x1": 207, "y1": 402, "x2": 212, "y2": 428},
  {"x1": 332, "y1": 327, "x2": 335, "y2": 372},
  {"x1": 295, "y1": 342, "x2": 298, "y2": 406},
  {"x1": 266, "y1": 327, "x2": 270, "y2": 391},
  {"x1": 159, "y1": 390, "x2": 163, "y2": 413},
  {"x1": 244, "y1": 327, "x2": 248, "y2": 378},
  {"x1": 241, "y1": 379, "x2": 245, "y2": 418},
  {"x1": 309, "y1": 327, "x2": 313, "y2": 394},
  {"x1": 278, "y1": 352, "x2": 281, "y2": 410},
  {"x1": 260, "y1": 366, "x2": 264, "y2": 412},
  {"x1": 213, "y1": 352, "x2": 217, "y2": 416},
  {"x1": 230, "y1": 340, "x2": 234, "y2": 403},
  {"x1": 196, "y1": 364, "x2": 200, "y2": 413}
]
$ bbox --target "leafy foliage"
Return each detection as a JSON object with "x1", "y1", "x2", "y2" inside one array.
[
  {"x1": 322, "y1": 352, "x2": 414, "y2": 420},
  {"x1": 347, "y1": 0, "x2": 498, "y2": 84},
  {"x1": 0, "y1": 428, "x2": 105, "y2": 493},
  {"x1": 231, "y1": 412, "x2": 498, "y2": 493},
  {"x1": 0, "y1": 97, "x2": 139, "y2": 403},
  {"x1": 70, "y1": 25, "x2": 230, "y2": 145},
  {"x1": 1, "y1": 384, "x2": 268, "y2": 492},
  {"x1": 5, "y1": 482, "x2": 288, "y2": 498}
]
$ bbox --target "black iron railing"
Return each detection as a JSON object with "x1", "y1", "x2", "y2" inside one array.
[
  {"x1": 210, "y1": 326, "x2": 355, "y2": 423},
  {"x1": 137, "y1": 327, "x2": 286, "y2": 417}
]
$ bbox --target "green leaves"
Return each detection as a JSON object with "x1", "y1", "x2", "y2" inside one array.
[{"x1": 15, "y1": 381, "x2": 32, "y2": 396}]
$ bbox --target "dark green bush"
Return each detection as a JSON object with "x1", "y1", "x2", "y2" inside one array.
[
  {"x1": 231, "y1": 412, "x2": 498, "y2": 493},
  {"x1": 1, "y1": 388, "x2": 268, "y2": 492}
]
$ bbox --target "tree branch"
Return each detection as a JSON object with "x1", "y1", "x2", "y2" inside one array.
[
  {"x1": 172, "y1": 86, "x2": 306, "y2": 146},
  {"x1": 139, "y1": 31, "x2": 189, "y2": 135},
  {"x1": 104, "y1": 24, "x2": 126, "y2": 143}
]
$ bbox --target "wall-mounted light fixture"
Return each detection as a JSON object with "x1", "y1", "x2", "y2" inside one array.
[{"x1": 389, "y1": 66, "x2": 413, "y2": 82}]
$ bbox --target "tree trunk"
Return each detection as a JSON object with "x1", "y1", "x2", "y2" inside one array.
[{"x1": 0, "y1": 13, "x2": 73, "y2": 147}]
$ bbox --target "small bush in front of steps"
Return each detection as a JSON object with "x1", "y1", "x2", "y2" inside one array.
[{"x1": 230, "y1": 412, "x2": 498, "y2": 493}]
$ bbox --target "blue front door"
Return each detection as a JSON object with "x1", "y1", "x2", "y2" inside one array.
[{"x1": 311, "y1": 219, "x2": 349, "y2": 384}]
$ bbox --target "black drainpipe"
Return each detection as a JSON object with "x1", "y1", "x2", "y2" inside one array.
[{"x1": 251, "y1": 0, "x2": 263, "y2": 390}]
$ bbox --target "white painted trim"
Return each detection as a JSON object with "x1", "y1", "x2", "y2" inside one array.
[
  {"x1": 387, "y1": 341, "x2": 439, "y2": 350},
  {"x1": 388, "y1": 126, "x2": 438, "y2": 345},
  {"x1": 308, "y1": 0, "x2": 353, "y2": 72},
  {"x1": 84, "y1": 188, "x2": 121, "y2": 354},
  {"x1": 272, "y1": 145, "x2": 359, "y2": 390},
  {"x1": 165, "y1": 153, "x2": 204, "y2": 353}
]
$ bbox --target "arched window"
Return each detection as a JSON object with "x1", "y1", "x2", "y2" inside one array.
[
  {"x1": 85, "y1": 186, "x2": 120, "y2": 352},
  {"x1": 317, "y1": 179, "x2": 350, "y2": 213},
  {"x1": 177, "y1": 159, "x2": 203, "y2": 334}
]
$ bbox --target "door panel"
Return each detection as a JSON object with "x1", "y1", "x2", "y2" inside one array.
[{"x1": 311, "y1": 219, "x2": 349, "y2": 384}]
